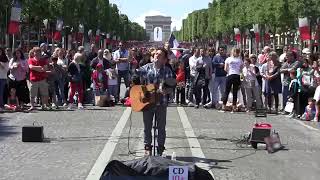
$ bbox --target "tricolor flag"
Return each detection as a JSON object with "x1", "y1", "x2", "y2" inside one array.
[
  {"x1": 299, "y1": 17, "x2": 311, "y2": 41},
  {"x1": 253, "y1": 24, "x2": 260, "y2": 43},
  {"x1": 8, "y1": 0, "x2": 22, "y2": 35},
  {"x1": 76, "y1": 24, "x2": 84, "y2": 44},
  {"x1": 234, "y1": 28, "x2": 241, "y2": 42},
  {"x1": 264, "y1": 26, "x2": 271, "y2": 42},
  {"x1": 95, "y1": 29, "x2": 100, "y2": 44},
  {"x1": 53, "y1": 19, "x2": 63, "y2": 41},
  {"x1": 168, "y1": 33, "x2": 181, "y2": 58}
]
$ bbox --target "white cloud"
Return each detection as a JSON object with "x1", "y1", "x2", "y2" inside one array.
[{"x1": 134, "y1": 10, "x2": 166, "y2": 28}]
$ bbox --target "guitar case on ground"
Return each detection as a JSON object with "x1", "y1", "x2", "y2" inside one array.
[{"x1": 100, "y1": 156, "x2": 214, "y2": 180}]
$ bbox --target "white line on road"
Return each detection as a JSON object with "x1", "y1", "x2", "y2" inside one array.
[
  {"x1": 293, "y1": 119, "x2": 319, "y2": 131},
  {"x1": 177, "y1": 107, "x2": 215, "y2": 179},
  {"x1": 86, "y1": 107, "x2": 132, "y2": 180},
  {"x1": 134, "y1": 130, "x2": 145, "y2": 159}
]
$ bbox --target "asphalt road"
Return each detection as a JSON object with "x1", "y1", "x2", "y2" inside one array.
[{"x1": 1, "y1": 105, "x2": 320, "y2": 180}]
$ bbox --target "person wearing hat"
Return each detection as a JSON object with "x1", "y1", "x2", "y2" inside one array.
[
  {"x1": 91, "y1": 49, "x2": 111, "y2": 70},
  {"x1": 91, "y1": 63, "x2": 109, "y2": 105},
  {"x1": 302, "y1": 48, "x2": 311, "y2": 60},
  {"x1": 103, "y1": 49, "x2": 112, "y2": 62}
]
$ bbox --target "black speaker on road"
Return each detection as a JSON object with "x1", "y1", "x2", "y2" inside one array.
[
  {"x1": 22, "y1": 126, "x2": 44, "y2": 142},
  {"x1": 250, "y1": 123, "x2": 272, "y2": 149}
]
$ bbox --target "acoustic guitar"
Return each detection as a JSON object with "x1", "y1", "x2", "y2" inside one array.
[
  {"x1": 130, "y1": 84, "x2": 157, "y2": 112},
  {"x1": 130, "y1": 78, "x2": 177, "y2": 112}
]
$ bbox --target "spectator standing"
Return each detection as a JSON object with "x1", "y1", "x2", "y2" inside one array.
[
  {"x1": 56, "y1": 48, "x2": 68, "y2": 106},
  {"x1": 221, "y1": 48, "x2": 243, "y2": 113},
  {"x1": 287, "y1": 70, "x2": 300, "y2": 118},
  {"x1": 91, "y1": 49, "x2": 111, "y2": 70},
  {"x1": 91, "y1": 63, "x2": 109, "y2": 105},
  {"x1": 200, "y1": 48, "x2": 213, "y2": 105},
  {"x1": 8, "y1": 49, "x2": 30, "y2": 108},
  {"x1": 87, "y1": 44, "x2": 98, "y2": 63},
  {"x1": 46, "y1": 55, "x2": 61, "y2": 109},
  {"x1": 280, "y1": 51, "x2": 299, "y2": 112},
  {"x1": 106, "y1": 62, "x2": 118, "y2": 102},
  {"x1": 263, "y1": 52, "x2": 282, "y2": 114},
  {"x1": 188, "y1": 48, "x2": 201, "y2": 106},
  {"x1": 28, "y1": 47, "x2": 49, "y2": 111},
  {"x1": 68, "y1": 53, "x2": 85, "y2": 110},
  {"x1": 175, "y1": 59, "x2": 186, "y2": 105},
  {"x1": 242, "y1": 58, "x2": 262, "y2": 111},
  {"x1": 0, "y1": 48, "x2": 9, "y2": 110},
  {"x1": 113, "y1": 42, "x2": 130, "y2": 101},
  {"x1": 210, "y1": 46, "x2": 227, "y2": 108}
]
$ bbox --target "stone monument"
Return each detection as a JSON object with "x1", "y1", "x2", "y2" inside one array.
[{"x1": 145, "y1": 16, "x2": 172, "y2": 42}]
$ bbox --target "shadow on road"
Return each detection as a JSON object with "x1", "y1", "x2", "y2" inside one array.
[{"x1": 0, "y1": 116, "x2": 18, "y2": 141}]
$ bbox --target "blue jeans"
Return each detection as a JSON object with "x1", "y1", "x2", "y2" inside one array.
[
  {"x1": 143, "y1": 105, "x2": 167, "y2": 146},
  {"x1": 0, "y1": 79, "x2": 7, "y2": 107},
  {"x1": 282, "y1": 85, "x2": 289, "y2": 109},
  {"x1": 108, "y1": 85, "x2": 118, "y2": 100},
  {"x1": 212, "y1": 76, "x2": 226, "y2": 105},
  {"x1": 55, "y1": 79, "x2": 65, "y2": 105}
]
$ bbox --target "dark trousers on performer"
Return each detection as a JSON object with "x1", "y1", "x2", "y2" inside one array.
[{"x1": 143, "y1": 105, "x2": 167, "y2": 147}]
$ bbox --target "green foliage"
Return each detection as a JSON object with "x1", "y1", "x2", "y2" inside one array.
[
  {"x1": 176, "y1": 0, "x2": 320, "y2": 41},
  {"x1": 0, "y1": 0, "x2": 146, "y2": 41}
]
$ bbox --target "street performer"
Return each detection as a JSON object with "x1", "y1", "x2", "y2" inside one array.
[{"x1": 135, "y1": 47, "x2": 175, "y2": 156}]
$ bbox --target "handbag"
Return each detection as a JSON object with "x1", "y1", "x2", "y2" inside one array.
[
  {"x1": 284, "y1": 101, "x2": 294, "y2": 113},
  {"x1": 302, "y1": 74, "x2": 312, "y2": 86}
]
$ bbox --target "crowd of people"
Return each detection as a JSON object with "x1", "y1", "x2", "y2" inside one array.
[{"x1": 0, "y1": 42, "x2": 320, "y2": 122}]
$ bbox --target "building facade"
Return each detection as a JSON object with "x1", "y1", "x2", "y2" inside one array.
[{"x1": 145, "y1": 16, "x2": 172, "y2": 42}]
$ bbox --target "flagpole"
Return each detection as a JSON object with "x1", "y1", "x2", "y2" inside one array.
[{"x1": 12, "y1": 34, "x2": 15, "y2": 53}]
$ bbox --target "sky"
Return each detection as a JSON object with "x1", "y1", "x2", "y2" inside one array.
[{"x1": 109, "y1": 0, "x2": 211, "y2": 31}]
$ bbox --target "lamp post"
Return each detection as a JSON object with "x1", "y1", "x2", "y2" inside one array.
[{"x1": 5, "y1": 4, "x2": 9, "y2": 47}]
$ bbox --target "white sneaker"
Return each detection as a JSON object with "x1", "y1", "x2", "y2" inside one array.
[
  {"x1": 312, "y1": 118, "x2": 318, "y2": 122},
  {"x1": 63, "y1": 103, "x2": 68, "y2": 107},
  {"x1": 67, "y1": 104, "x2": 73, "y2": 110},
  {"x1": 188, "y1": 102, "x2": 194, "y2": 107},
  {"x1": 51, "y1": 103, "x2": 57, "y2": 109},
  {"x1": 78, "y1": 103, "x2": 84, "y2": 109}
]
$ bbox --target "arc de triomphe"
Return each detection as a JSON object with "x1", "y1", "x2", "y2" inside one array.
[{"x1": 145, "y1": 16, "x2": 172, "y2": 42}]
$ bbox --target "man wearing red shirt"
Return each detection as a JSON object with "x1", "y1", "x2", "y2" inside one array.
[{"x1": 28, "y1": 47, "x2": 49, "y2": 111}]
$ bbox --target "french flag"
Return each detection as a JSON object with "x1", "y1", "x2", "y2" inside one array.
[
  {"x1": 234, "y1": 28, "x2": 241, "y2": 42},
  {"x1": 53, "y1": 19, "x2": 63, "y2": 41},
  {"x1": 168, "y1": 33, "x2": 181, "y2": 58},
  {"x1": 253, "y1": 24, "x2": 260, "y2": 43},
  {"x1": 299, "y1": 17, "x2": 311, "y2": 41},
  {"x1": 8, "y1": 0, "x2": 22, "y2": 35}
]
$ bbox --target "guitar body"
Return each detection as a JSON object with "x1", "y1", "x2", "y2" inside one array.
[{"x1": 130, "y1": 84, "x2": 157, "y2": 112}]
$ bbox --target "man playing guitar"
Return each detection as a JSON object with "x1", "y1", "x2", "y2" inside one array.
[{"x1": 135, "y1": 47, "x2": 174, "y2": 156}]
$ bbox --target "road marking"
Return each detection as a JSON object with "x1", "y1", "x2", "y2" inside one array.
[
  {"x1": 177, "y1": 107, "x2": 215, "y2": 179},
  {"x1": 293, "y1": 119, "x2": 319, "y2": 131},
  {"x1": 86, "y1": 107, "x2": 132, "y2": 180},
  {"x1": 134, "y1": 130, "x2": 145, "y2": 159}
]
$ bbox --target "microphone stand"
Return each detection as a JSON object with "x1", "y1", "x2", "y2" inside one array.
[{"x1": 152, "y1": 80, "x2": 164, "y2": 156}]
